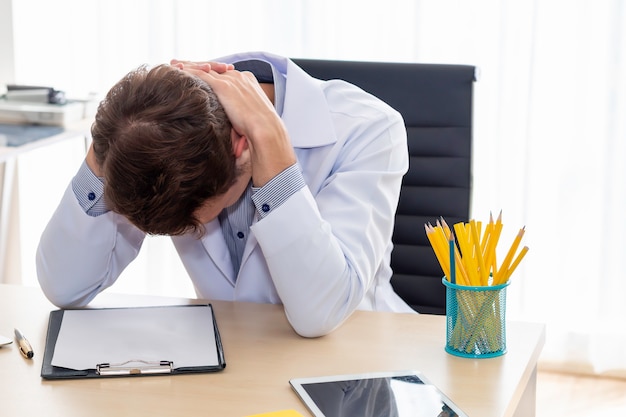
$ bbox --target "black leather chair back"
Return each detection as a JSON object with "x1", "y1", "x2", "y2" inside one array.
[{"x1": 293, "y1": 58, "x2": 476, "y2": 314}]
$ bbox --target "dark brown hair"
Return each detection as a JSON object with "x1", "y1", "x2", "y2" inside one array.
[{"x1": 91, "y1": 64, "x2": 235, "y2": 235}]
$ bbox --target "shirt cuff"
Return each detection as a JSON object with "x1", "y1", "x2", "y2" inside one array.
[
  {"x1": 71, "y1": 160, "x2": 109, "y2": 217},
  {"x1": 251, "y1": 163, "x2": 305, "y2": 219}
]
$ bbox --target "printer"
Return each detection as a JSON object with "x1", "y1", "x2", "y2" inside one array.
[{"x1": 0, "y1": 85, "x2": 95, "y2": 126}]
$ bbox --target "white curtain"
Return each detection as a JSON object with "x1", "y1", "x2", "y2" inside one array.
[{"x1": 8, "y1": 0, "x2": 626, "y2": 378}]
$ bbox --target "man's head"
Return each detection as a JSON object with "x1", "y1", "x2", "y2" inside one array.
[{"x1": 91, "y1": 64, "x2": 241, "y2": 236}]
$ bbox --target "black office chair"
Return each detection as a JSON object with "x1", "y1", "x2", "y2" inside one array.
[{"x1": 293, "y1": 58, "x2": 476, "y2": 315}]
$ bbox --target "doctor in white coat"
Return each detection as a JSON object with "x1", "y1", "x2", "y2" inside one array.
[{"x1": 37, "y1": 52, "x2": 415, "y2": 338}]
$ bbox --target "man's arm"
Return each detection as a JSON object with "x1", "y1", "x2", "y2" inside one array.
[
  {"x1": 36, "y1": 149, "x2": 145, "y2": 307},
  {"x1": 252, "y1": 114, "x2": 408, "y2": 337},
  {"x1": 185, "y1": 66, "x2": 408, "y2": 337},
  {"x1": 37, "y1": 61, "x2": 254, "y2": 308}
]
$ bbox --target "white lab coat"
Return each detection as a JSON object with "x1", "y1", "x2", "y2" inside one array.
[{"x1": 37, "y1": 52, "x2": 415, "y2": 337}]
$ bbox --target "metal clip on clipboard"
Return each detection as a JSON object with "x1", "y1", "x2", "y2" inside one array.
[{"x1": 96, "y1": 360, "x2": 173, "y2": 376}]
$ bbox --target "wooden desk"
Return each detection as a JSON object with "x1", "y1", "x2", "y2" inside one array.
[{"x1": 0, "y1": 284, "x2": 545, "y2": 417}]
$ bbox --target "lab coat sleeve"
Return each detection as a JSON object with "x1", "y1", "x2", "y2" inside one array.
[
  {"x1": 36, "y1": 184, "x2": 145, "y2": 308},
  {"x1": 250, "y1": 111, "x2": 408, "y2": 337}
]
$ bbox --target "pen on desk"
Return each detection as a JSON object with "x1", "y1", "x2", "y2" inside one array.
[{"x1": 14, "y1": 328, "x2": 34, "y2": 359}]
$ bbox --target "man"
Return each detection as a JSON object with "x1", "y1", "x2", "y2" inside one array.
[{"x1": 37, "y1": 51, "x2": 414, "y2": 338}]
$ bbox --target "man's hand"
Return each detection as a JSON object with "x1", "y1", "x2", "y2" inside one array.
[
  {"x1": 182, "y1": 66, "x2": 296, "y2": 187},
  {"x1": 170, "y1": 59, "x2": 234, "y2": 74}
]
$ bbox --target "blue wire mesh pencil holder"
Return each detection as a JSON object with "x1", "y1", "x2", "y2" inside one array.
[{"x1": 443, "y1": 277, "x2": 509, "y2": 358}]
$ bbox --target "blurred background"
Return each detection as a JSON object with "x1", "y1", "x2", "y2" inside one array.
[{"x1": 1, "y1": 0, "x2": 625, "y2": 403}]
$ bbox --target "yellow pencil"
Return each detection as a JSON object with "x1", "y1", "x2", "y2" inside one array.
[
  {"x1": 494, "y1": 226, "x2": 525, "y2": 285},
  {"x1": 452, "y1": 232, "x2": 470, "y2": 286},
  {"x1": 469, "y1": 220, "x2": 489, "y2": 285},
  {"x1": 459, "y1": 222, "x2": 481, "y2": 286},
  {"x1": 453, "y1": 222, "x2": 472, "y2": 284},
  {"x1": 425, "y1": 224, "x2": 450, "y2": 279},
  {"x1": 486, "y1": 212, "x2": 504, "y2": 283},
  {"x1": 502, "y1": 246, "x2": 529, "y2": 283},
  {"x1": 480, "y1": 213, "x2": 494, "y2": 253},
  {"x1": 434, "y1": 221, "x2": 452, "y2": 262},
  {"x1": 441, "y1": 221, "x2": 471, "y2": 285}
]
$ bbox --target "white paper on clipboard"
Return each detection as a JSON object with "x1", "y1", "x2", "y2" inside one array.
[{"x1": 51, "y1": 305, "x2": 219, "y2": 370}]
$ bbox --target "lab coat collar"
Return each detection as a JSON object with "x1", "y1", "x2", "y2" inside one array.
[
  {"x1": 216, "y1": 51, "x2": 337, "y2": 148},
  {"x1": 200, "y1": 219, "x2": 235, "y2": 282}
]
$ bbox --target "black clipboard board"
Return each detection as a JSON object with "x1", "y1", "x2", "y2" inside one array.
[{"x1": 41, "y1": 304, "x2": 226, "y2": 379}]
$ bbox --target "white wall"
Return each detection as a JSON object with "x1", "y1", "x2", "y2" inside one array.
[
  {"x1": 0, "y1": 0, "x2": 16, "y2": 281},
  {"x1": 0, "y1": 0, "x2": 15, "y2": 91}
]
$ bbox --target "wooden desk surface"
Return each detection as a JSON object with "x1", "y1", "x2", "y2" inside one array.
[{"x1": 0, "y1": 284, "x2": 545, "y2": 417}]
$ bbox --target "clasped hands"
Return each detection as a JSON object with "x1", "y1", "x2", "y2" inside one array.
[{"x1": 171, "y1": 59, "x2": 296, "y2": 188}]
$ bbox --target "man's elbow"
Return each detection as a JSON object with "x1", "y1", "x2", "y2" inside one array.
[
  {"x1": 37, "y1": 271, "x2": 96, "y2": 309},
  {"x1": 36, "y1": 252, "x2": 101, "y2": 309},
  {"x1": 285, "y1": 311, "x2": 345, "y2": 338},
  {"x1": 38, "y1": 283, "x2": 88, "y2": 309}
]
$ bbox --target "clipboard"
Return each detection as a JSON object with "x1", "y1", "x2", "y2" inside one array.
[{"x1": 41, "y1": 304, "x2": 226, "y2": 379}]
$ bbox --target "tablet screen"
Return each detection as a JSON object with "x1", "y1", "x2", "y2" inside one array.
[{"x1": 290, "y1": 370, "x2": 468, "y2": 417}]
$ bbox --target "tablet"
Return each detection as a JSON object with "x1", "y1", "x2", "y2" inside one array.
[{"x1": 290, "y1": 370, "x2": 468, "y2": 417}]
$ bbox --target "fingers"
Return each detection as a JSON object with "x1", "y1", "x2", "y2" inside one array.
[
  {"x1": 170, "y1": 59, "x2": 234, "y2": 74},
  {"x1": 182, "y1": 66, "x2": 260, "y2": 93},
  {"x1": 180, "y1": 66, "x2": 278, "y2": 138}
]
